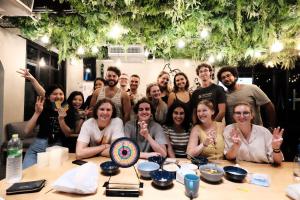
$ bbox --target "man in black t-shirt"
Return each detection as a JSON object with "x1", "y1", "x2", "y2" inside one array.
[{"x1": 191, "y1": 63, "x2": 226, "y2": 123}]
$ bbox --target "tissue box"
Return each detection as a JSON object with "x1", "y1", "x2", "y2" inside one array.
[{"x1": 176, "y1": 168, "x2": 196, "y2": 184}]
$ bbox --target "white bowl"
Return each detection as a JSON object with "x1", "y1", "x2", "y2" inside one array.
[{"x1": 137, "y1": 161, "x2": 160, "y2": 178}]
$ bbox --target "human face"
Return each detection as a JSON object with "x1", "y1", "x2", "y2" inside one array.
[
  {"x1": 198, "y1": 67, "x2": 211, "y2": 81},
  {"x1": 220, "y1": 71, "x2": 237, "y2": 88},
  {"x1": 130, "y1": 77, "x2": 140, "y2": 90},
  {"x1": 196, "y1": 103, "x2": 214, "y2": 124},
  {"x1": 49, "y1": 88, "x2": 64, "y2": 102},
  {"x1": 172, "y1": 107, "x2": 185, "y2": 126},
  {"x1": 72, "y1": 95, "x2": 83, "y2": 110},
  {"x1": 97, "y1": 102, "x2": 113, "y2": 122},
  {"x1": 158, "y1": 74, "x2": 169, "y2": 88},
  {"x1": 150, "y1": 85, "x2": 161, "y2": 100},
  {"x1": 119, "y1": 74, "x2": 129, "y2": 87},
  {"x1": 137, "y1": 103, "x2": 151, "y2": 122},
  {"x1": 175, "y1": 75, "x2": 187, "y2": 89},
  {"x1": 94, "y1": 80, "x2": 104, "y2": 90},
  {"x1": 233, "y1": 105, "x2": 253, "y2": 124},
  {"x1": 105, "y1": 71, "x2": 119, "y2": 87}
]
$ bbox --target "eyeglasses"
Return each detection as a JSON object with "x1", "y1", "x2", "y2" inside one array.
[{"x1": 233, "y1": 111, "x2": 251, "y2": 116}]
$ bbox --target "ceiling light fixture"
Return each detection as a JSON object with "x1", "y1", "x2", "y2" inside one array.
[
  {"x1": 208, "y1": 55, "x2": 215, "y2": 64},
  {"x1": 39, "y1": 57, "x2": 46, "y2": 67},
  {"x1": 200, "y1": 28, "x2": 210, "y2": 39}
]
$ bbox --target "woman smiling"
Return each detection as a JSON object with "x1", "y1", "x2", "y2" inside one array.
[{"x1": 224, "y1": 102, "x2": 284, "y2": 164}]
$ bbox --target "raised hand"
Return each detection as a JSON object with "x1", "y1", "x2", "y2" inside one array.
[
  {"x1": 138, "y1": 121, "x2": 149, "y2": 139},
  {"x1": 203, "y1": 129, "x2": 216, "y2": 147},
  {"x1": 35, "y1": 96, "x2": 45, "y2": 114},
  {"x1": 230, "y1": 127, "x2": 241, "y2": 145},
  {"x1": 272, "y1": 127, "x2": 284, "y2": 149},
  {"x1": 17, "y1": 68, "x2": 34, "y2": 81},
  {"x1": 57, "y1": 107, "x2": 67, "y2": 119}
]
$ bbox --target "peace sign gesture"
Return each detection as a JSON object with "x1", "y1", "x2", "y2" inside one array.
[{"x1": 272, "y1": 127, "x2": 284, "y2": 149}]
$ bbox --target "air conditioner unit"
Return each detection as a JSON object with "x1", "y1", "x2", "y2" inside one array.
[
  {"x1": 108, "y1": 45, "x2": 146, "y2": 63},
  {"x1": 0, "y1": 0, "x2": 33, "y2": 16}
]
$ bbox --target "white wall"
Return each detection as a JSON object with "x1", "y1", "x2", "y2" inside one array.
[
  {"x1": 65, "y1": 58, "x2": 84, "y2": 97},
  {"x1": 0, "y1": 27, "x2": 26, "y2": 142},
  {"x1": 96, "y1": 59, "x2": 205, "y2": 95}
]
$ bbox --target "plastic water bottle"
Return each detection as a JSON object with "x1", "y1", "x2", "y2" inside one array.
[{"x1": 6, "y1": 134, "x2": 22, "y2": 183}]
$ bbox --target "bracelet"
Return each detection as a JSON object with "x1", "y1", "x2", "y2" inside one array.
[{"x1": 273, "y1": 148, "x2": 281, "y2": 153}]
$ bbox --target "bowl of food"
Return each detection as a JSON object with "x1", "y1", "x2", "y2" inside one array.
[
  {"x1": 191, "y1": 155, "x2": 208, "y2": 166},
  {"x1": 100, "y1": 161, "x2": 119, "y2": 175},
  {"x1": 199, "y1": 164, "x2": 224, "y2": 183},
  {"x1": 148, "y1": 156, "x2": 166, "y2": 166},
  {"x1": 137, "y1": 161, "x2": 160, "y2": 178},
  {"x1": 223, "y1": 166, "x2": 247, "y2": 182},
  {"x1": 162, "y1": 163, "x2": 179, "y2": 179},
  {"x1": 150, "y1": 170, "x2": 174, "y2": 188}
]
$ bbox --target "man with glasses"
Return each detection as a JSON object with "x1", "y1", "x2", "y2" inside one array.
[
  {"x1": 217, "y1": 66, "x2": 276, "y2": 130},
  {"x1": 191, "y1": 63, "x2": 226, "y2": 123}
]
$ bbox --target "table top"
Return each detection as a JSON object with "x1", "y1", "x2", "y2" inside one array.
[{"x1": 0, "y1": 154, "x2": 295, "y2": 200}]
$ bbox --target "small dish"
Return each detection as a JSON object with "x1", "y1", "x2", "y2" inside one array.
[
  {"x1": 199, "y1": 164, "x2": 224, "y2": 183},
  {"x1": 223, "y1": 166, "x2": 247, "y2": 182},
  {"x1": 148, "y1": 156, "x2": 166, "y2": 166},
  {"x1": 137, "y1": 161, "x2": 160, "y2": 178},
  {"x1": 150, "y1": 170, "x2": 174, "y2": 188},
  {"x1": 191, "y1": 156, "x2": 208, "y2": 166},
  {"x1": 100, "y1": 161, "x2": 119, "y2": 175}
]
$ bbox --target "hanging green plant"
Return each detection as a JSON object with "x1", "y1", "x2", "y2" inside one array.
[{"x1": 8, "y1": 0, "x2": 300, "y2": 68}]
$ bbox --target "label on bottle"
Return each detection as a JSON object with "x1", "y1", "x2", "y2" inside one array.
[{"x1": 8, "y1": 148, "x2": 22, "y2": 158}]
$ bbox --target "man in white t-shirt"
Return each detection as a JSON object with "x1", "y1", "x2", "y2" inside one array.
[{"x1": 76, "y1": 98, "x2": 124, "y2": 159}]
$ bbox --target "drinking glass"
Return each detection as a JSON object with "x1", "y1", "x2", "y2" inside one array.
[{"x1": 293, "y1": 154, "x2": 300, "y2": 182}]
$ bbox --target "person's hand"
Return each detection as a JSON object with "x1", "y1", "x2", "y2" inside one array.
[
  {"x1": 272, "y1": 127, "x2": 284, "y2": 149},
  {"x1": 35, "y1": 96, "x2": 44, "y2": 114},
  {"x1": 57, "y1": 107, "x2": 67, "y2": 119},
  {"x1": 230, "y1": 128, "x2": 241, "y2": 145},
  {"x1": 17, "y1": 68, "x2": 34, "y2": 81},
  {"x1": 203, "y1": 129, "x2": 216, "y2": 147},
  {"x1": 138, "y1": 121, "x2": 150, "y2": 139},
  {"x1": 146, "y1": 152, "x2": 161, "y2": 158}
]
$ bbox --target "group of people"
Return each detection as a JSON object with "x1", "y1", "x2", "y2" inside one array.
[{"x1": 18, "y1": 63, "x2": 284, "y2": 169}]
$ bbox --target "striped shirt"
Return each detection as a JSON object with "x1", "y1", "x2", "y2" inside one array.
[{"x1": 163, "y1": 125, "x2": 190, "y2": 157}]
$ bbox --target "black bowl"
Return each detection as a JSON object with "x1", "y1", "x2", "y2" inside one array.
[
  {"x1": 100, "y1": 161, "x2": 119, "y2": 175},
  {"x1": 191, "y1": 156, "x2": 208, "y2": 166},
  {"x1": 150, "y1": 170, "x2": 174, "y2": 188},
  {"x1": 223, "y1": 166, "x2": 247, "y2": 182},
  {"x1": 148, "y1": 156, "x2": 166, "y2": 166}
]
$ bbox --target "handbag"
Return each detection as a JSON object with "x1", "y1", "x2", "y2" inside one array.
[{"x1": 6, "y1": 179, "x2": 46, "y2": 195}]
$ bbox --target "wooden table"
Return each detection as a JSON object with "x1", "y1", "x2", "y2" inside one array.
[{"x1": 0, "y1": 154, "x2": 295, "y2": 200}]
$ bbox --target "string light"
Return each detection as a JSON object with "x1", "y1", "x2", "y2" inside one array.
[
  {"x1": 253, "y1": 50, "x2": 261, "y2": 58},
  {"x1": 216, "y1": 53, "x2": 223, "y2": 61},
  {"x1": 266, "y1": 61, "x2": 274, "y2": 68},
  {"x1": 41, "y1": 35, "x2": 50, "y2": 44},
  {"x1": 200, "y1": 28, "x2": 210, "y2": 39},
  {"x1": 108, "y1": 23, "x2": 128, "y2": 39},
  {"x1": 77, "y1": 46, "x2": 85, "y2": 55},
  {"x1": 208, "y1": 55, "x2": 215, "y2": 64},
  {"x1": 91, "y1": 46, "x2": 99, "y2": 54},
  {"x1": 177, "y1": 39, "x2": 185, "y2": 48},
  {"x1": 270, "y1": 40, "x2": 284, "y2": 53}
]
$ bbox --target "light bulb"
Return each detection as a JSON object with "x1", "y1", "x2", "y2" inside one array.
[
  {"x1": 270, "y1": 40, "x2": 284, "y2": 53},
  {"x1": 177, "y1": 39, "x2": 185, "y2": 49},
  {"x1": 91, "y1": 46, "x2": 98, "y2": 54},
  {"x1": 77, "y1": 46, "x2": 85, "y2": 55},
  {"x1": 41, "y1": 35, "x2": 50, "y2": 44}
]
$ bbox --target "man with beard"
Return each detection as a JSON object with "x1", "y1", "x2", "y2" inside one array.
[
  {"x1": 90, "y1": 66, "x2": 131, "y2": 123},
  {"x1": 191, "y1": 63, "x2": 226, "y2": 123},
  {"x1": 217, "y1": 66, "x2": 276, "y2": 129}
]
